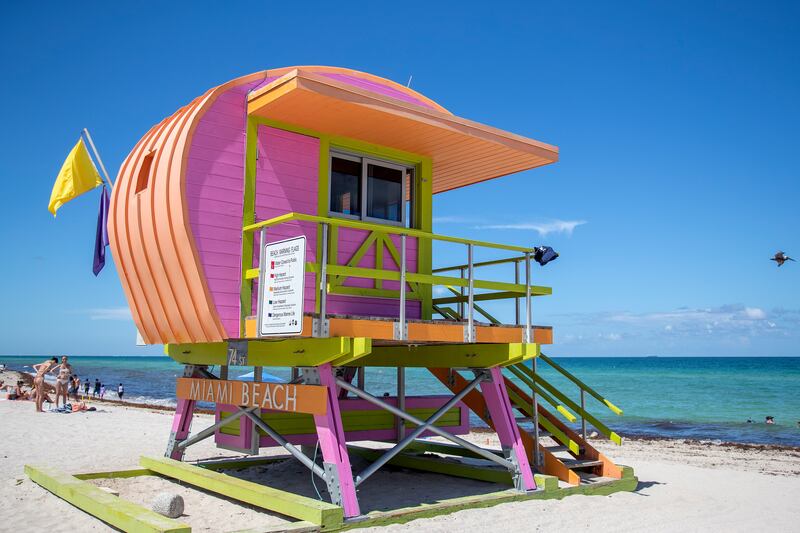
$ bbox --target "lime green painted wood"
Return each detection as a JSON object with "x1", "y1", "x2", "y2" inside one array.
[
  {"x1": 198, "y1": 456, "x2": 289, "y2": 471},
  {"x1": 219, "y1": 405, "x2": 463, "y2": 436},
  {"x1": 416, "y1": 157, "x2": 433, "y2": 320},
  {"x1": 538, "y1": 353, "x2": 623, "y2": 415},
  {"x1": 380, "y1": 234, "x2": 420, "y2": 294},
  {"x1": 506, "y1": 365, "x2": 577, "y2": 422},
  {"x1": 432, "y1": 255, "x2": 526, "y2": 273},
  {"x1": 326, "y1": 284, "x2": 420, "y2": 300},
  {"x1": 165, "y1": 337, "x2": 357, "y2": 367},
  {"x1": 330, "y1": 232, "x2": 378, "y2": 286},
  {"x1": 25, "y1": 465, "x2": 190, "y2": 533},
  {"x1": 243, "y1": 212, "x2": 537, "y2": 254},
  {"x1": 139, "y1": 456, "x2": 343, "y2": 528},
  {"x1": 405, "y1": 440, "x2": 500, "y2": 460},
  {"x1": 515, "y1": 364, "x2": 622, "y2": 445},
  {"x1": 240, "y1": 116, "x2": 260, "y2": 336},
  {"x1": 74, "y1": 468, "x2": 154, "y2": 480},
  {"x1": 432, "y1": 287, "x2": 551, "y2": 305},
  {"x1": 347, "y1": 343, "x2": 538, "y2": 368},
  {"x1": 328, "y1": 337, "x2": 373, "y2": 366}
]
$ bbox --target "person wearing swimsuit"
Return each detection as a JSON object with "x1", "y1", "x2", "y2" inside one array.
[
  {"x1": 54, "y1": 356, "x2": 73, "y2": 408},
  {"x1": 32, "y1": 357, "x2": 58, "y2": 412}
]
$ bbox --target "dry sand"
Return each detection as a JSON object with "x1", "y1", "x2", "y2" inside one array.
[{"x1": 1, "y1": 398, "x2": 798, "y2": 532}]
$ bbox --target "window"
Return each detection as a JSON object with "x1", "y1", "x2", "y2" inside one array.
[
  {"x1": 330, "y1": 151, "x2": 413, "y2": 226},
  {"x1": 135, "y1": 150, "x2": 155, "y2": 194}
]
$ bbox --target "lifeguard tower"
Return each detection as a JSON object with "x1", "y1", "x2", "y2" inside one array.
[{"x1": 27, "y1": 66, "x2": 635, "y2": 531}]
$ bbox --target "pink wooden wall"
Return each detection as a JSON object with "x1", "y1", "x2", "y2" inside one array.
[{"x1": 186, "y1": 74, "x2": 429, "y2": 338}]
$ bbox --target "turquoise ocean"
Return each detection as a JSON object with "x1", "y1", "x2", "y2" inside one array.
[{"x1": 3, "y1": 356, "x2": 798, "y2": 447}]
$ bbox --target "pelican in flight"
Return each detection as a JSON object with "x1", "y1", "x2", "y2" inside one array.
[{"x1": 771, "y1": 251, "x2": 795, "y2": 267}]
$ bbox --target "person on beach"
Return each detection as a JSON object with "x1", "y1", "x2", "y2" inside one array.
[
  {"x1": 93, "y1": 378, "x2": 101, "y2": 398},
  {"x1": 32, "y1": 357, "x2": 58, "y2": 412},
  {"x1": 84, "y1": 378, "x2": 90, "y2": 396},
  {"x1": 6, "y1": 380, "x2": 30, "y2": 400},
  {"x1": 766, "y1": 416, "x2": 775, "y2": 425},
  {"x1": 69, "y1": 376, "x2": 81, "y2": 401},
  {"x1": 99, "y1": 383, "x2": 106, "y2": 400},
  {"x1": 54, "y1": 356, "x2": 73, "y2": 408},
  {"x1": 117, "y1": 383, "x2": 124, "y2": 400}
]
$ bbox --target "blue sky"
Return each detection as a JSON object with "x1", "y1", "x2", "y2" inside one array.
[{"x1": 0, "y1": 1, "x2": 797, "y2": 356}]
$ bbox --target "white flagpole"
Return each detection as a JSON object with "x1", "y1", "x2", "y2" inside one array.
[{"x1": 81, "y1": 128, "x2": 114, "y2": 190}]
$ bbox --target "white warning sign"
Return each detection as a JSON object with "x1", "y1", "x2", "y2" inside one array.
[{"x1": 257, "y1": 235, "x2": 306, "y2": 337}]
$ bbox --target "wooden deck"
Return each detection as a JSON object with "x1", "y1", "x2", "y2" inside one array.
[{"x1": 243, "y1": 313, "x2": 552, "y2": 345}]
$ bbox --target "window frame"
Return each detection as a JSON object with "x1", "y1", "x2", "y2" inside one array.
[{"x1": 329, "y1": 149, "x2": 413, "y2": 228}]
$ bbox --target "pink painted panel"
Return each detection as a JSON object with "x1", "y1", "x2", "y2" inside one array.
[
  {"x1": 320, "y1": 72, "x2": 437, "y2": 110},
  {"x1": 253, "y1": 126, "x2": 320, "y2": 316},
  {"x1": 186, "y1": 77, "x2": 277, "y2": 337}
]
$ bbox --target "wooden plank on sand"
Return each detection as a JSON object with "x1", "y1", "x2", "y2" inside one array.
[
  {"x1": 24, "y1": 464, "x2": 190, "y2": 533},
  {"x1": 139, "y1": 456, "x2": 343, "y2": 529}
]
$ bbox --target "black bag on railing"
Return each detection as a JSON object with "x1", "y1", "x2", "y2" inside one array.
[{"x1": 534, "y1": 246, "x2": 559, "y2": 266}]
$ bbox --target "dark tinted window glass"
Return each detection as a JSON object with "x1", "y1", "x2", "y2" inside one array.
[
  {"x1": 330, "y1": 157, "x2": 361, "y2": 216},
  {"x1": 366, "y1": 163, "x2": 403, "y2": 222}
]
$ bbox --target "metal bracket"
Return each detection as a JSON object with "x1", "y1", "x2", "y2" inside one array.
[
  {"x1": 300, "y1": 367, "x2": 321, "y2": 385},
  {"x1": 312, "y1": 318, "x2": 330, "y2": 338},
  {"x1": 463, "y1": 324, "x2": 476, "y2": 343},
  {"x1": 182, "y1": 365, "x2": 197, "y2": 378},
  {"x1": 165, "y1": 431, "x2": 183, "y2": 460},
  {"x1": 502, "y1": 446, "x2": 527, "y2": 492},
  {"x1": 392, "y1": 321, "x2": 408, "y2": 341},
  {"x1": 323, "y1": 462, "x2": 342, "y2": 506},
  {"x1": 227, "y1": 340, "x2": 249, "y2": 366},
  {"x1": 521, "y1": 326, "x2": 533, "y2": 343}
]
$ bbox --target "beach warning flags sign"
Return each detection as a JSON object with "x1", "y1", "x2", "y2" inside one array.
[{"x1": 48, "y1": 138, "x2": 103, "y2": 216}]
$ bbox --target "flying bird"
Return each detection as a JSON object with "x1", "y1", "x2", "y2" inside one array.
[{"x1": 771, "y1": 251, "x2": 795, "y2": 267}]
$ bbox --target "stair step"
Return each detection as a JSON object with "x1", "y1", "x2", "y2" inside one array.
[
  {"x1": 563, "y1": 459, "x2": 603, "y2": 470},
  {"x1": 544, "y1": 445, "x2": 569, "y2": 452}
]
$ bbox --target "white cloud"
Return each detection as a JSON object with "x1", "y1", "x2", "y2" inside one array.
[
  {"x1": 477, "y1": 219, "x2": 587, "y2": 236},
  {"x1": 743, "y1": 307, "x2": 766, "y2": 320},
  {"x1": 88, "y1": 307, "x2": 132, "y2": 321}
]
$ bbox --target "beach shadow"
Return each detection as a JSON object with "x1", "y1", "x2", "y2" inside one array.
[
  {"x1": 632, "y1": 479, "x2": 665, "y2": 496},
  {"x1": 219, "y1": 454, "x2": 513, "y2": 514}
]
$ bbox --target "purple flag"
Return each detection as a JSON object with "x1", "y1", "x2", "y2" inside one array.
[{"x1": 93, "y1": 186, "x2": 110, "y2": 276}]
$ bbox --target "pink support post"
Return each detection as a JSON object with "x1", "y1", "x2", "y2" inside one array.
[
  {"x1": 313, "y1": 364, "x2": 361, "y2": 517},
  {"x1": 166, "y1": 398, "x2": 196, "y2": 460},
  {"x1": 481, "y1": 367, "x2": 537, "y2": 491}
]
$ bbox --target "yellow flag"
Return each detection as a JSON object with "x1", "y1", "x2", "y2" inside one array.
[{"x1": 48, "y1": 138, "x2": 103, "y2": 216}]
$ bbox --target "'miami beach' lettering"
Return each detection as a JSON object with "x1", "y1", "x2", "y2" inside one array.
[{"x1": 177, "y1": 378, "x2": 322, "y2": 414}]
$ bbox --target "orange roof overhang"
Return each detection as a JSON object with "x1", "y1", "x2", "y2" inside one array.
[{"x1": 247, "y1": 69, "x2": 559, "y2": 194}]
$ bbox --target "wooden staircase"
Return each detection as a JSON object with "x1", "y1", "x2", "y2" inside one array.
[{"x1": 430, "y1": 356, "x2": 625, "y2": 487}]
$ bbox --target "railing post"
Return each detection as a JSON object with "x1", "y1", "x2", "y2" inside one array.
[
  {"x1": 316, "y1": 223, "x2": 329, "y2": 337},
  {"x1": 459, "y1": 267, "x2": 466, "y2": 320},
  {"x1": 514, "y1": 259, "x2": 520, "y2": 326},
  {"x1": 524, "y1": 252, "x2": 532, "y2": 344},
  {"x1": 580, "y1": 388, "x2": 587, "y2": 441},
  {"x1": 466, "y1": 243, "x2": 475, "y2": 342},
  {"x1": 398, "y1": 234, "x2": 407, "y2": 341},
  {"x1": 531, "y1": 357, "x2": 541, "y2": 468},
  {"x1": 255, "y1": 227, "x2": 268, "y2": 337}
]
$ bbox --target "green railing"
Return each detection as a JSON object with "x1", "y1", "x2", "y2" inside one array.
[
  {"x1": 242, "y1": 212, "x2": 551, "y2": 340},
  {"x1": 505, "y1": 353, "x2": 624, "y2": 458}
]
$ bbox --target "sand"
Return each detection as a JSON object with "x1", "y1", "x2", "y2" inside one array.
[{"x1": 1, "y1": 399, "x2": 798, "y2": 532}]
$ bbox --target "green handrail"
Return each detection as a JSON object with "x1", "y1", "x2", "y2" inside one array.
[
  {"x1": 506, "y1": 365, "x2": 577, "y2": 423},
  {"x1": 244, "y1": 212, "x2": 537, "y2": 254},
  {"x1": 539, "y1": 353, "x2": 623, "y2": 416},
  {"x1": 515, "y1": 363, "x2": 622, "y2": 445},
  {"x1": 505, "y1": 386, "x2": 581, "y2": 455}
]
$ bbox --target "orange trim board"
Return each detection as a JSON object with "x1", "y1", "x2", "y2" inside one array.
[
  {"x1": 176, "y1": 378, "x2": 327, "y2": 415},
  {"x1": 243, "y1": 317, "x2": 553, "y2": 344}
]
